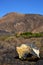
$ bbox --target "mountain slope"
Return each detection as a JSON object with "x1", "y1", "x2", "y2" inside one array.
[{"x1": 0, "y1": 12, "x2": 43, "y2": 33}]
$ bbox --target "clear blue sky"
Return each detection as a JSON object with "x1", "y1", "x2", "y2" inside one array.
[{"x1": 0, "y1": 0, "x2": 43, "y2": 17}]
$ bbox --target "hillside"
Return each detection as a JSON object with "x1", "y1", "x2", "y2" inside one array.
[{"x1": 0, "y1": 12, "x2": 43, "y2": 34}]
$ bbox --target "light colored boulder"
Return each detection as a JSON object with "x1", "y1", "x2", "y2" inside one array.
[{"x1": 16, "y1": 44, "x2": 40, "y2": 59}]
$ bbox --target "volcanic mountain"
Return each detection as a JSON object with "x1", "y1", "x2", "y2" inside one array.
[{"x1": 0, "y1": 12, "x2": 43, "y2": 34}]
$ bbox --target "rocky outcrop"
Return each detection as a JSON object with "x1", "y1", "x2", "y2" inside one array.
[{"x1": 16, "y1": 44, "x2": 40, "y2": 60}]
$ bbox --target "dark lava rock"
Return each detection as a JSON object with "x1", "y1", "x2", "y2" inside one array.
[{"x1": 35, "y1": 60, "x2": 43, "y2": 65}]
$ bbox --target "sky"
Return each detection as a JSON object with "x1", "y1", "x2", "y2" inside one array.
[{"x1": 0, "y1": 0, "x2": 43, "y2": 17}]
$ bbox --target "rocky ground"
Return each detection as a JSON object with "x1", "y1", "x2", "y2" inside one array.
[{"x1": 0, "y1": 36, "x2": 43, "y2": 65}]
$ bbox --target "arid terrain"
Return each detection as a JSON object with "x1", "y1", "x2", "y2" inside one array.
[
  {"x1": 0, "y1": 12, "x2": 43, "y2": 33},
  {"x1": 0, "y1": 12, "x2": 43, "y2": 65}
]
